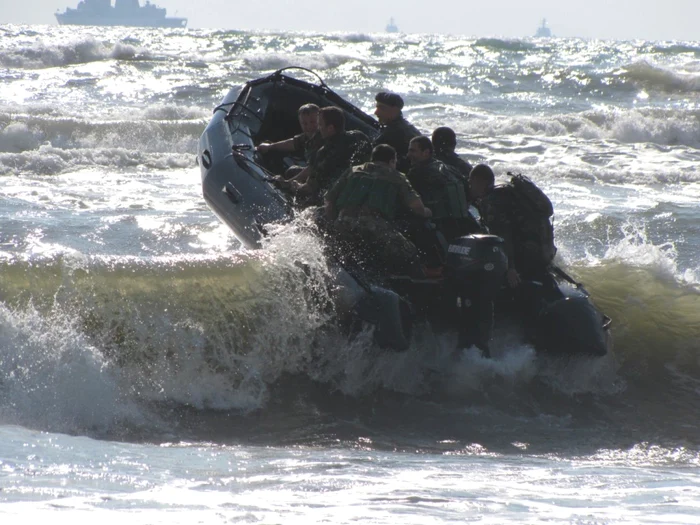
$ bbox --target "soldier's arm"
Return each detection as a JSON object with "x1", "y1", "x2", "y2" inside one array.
[
  {"x1": 323, "y1": 171, "x2": 349, "y2": 219},
  {"x1": 289, "y1": 166, "x2": 310, "y2": 183},
  {"x1": 399, "y1": 175, "x2": 431, "y2": 218},
  {"x1": 257, "y1": 137, "x2": 297, "y2": 154},
  {"x1": 408, "y1": 197, "x2": 432, "y2": 218}
]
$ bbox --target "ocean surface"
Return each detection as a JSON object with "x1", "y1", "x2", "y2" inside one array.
[{"x1": 1, "y1": 24, "x2": 700, "y2": 523}]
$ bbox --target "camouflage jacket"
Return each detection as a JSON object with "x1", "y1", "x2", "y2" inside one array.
[
  {"x1": 326, "y1": 162, "x2": 422, "y2": 221},
  {"x1": 435, "y1": 150, "x2": 473, "y2": 202},
  {"x1": 407, "y1": 158, "x2": 469, "y2": 220}
]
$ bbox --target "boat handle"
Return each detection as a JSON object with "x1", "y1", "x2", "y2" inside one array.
[
  {"x1": 201, "y1": 150, "x2": 212, "y2": 169},
  {"x1": 223, "y1": 182, "x2": 241, "y2": 203}
]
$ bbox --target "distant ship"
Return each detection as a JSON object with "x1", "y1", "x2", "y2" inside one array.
[
  {"x1": 55, "y1": 0, "x2": 187, "y2": 28},
  {"x1": 534, "y1": 18, "x2": 552, "y2": 37},
  {"x1": 385, "y1": 17, "x2": 399, "y2": 33}
]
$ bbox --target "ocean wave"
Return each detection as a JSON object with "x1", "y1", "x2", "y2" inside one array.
[
  {"x1": 620, "y1": 60, "x2": 700, "y2": 93},
  {"x1": 0, "y1": 108, "x2": 206, "y2": 156},
  {"x1": 0, "y1": 145, "x2": 193, "y2": 175},
  {"x1": 0, "y1": 302, "x2": 151, "y2": 436},
  {"x1": 448, "y1": 107, "x2": 700, "y2": 149},
  {"x1": 650, "y1": 43, "x2": 700, "y2": 56},
  {"x1": 1, "y1": 219, "x2": 699, "y2": 441},
  {"x1": 242, "y1": 52, "x2": 362, "y2": 72},
  {"x1": 473, "y1": 38, "x2": 537, "y2": 52},
  {"x1": 557, "y1": 221, "x2": 700, "y2": 379},
  {"x1": 0, "y1": 37, "x2": 145, "y2": 69}
]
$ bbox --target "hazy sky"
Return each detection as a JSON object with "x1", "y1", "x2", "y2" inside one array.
[{"x1": 3, "y1": 1, "x2": 699, "y2": 41}]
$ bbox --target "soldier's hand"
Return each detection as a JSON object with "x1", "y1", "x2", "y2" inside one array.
[
  {"x1": 270, "y1": 175, "x2": 287, "y2": 187},
  {"x1": 424, "y1": 207, "x2": 432, "y2": 218},
  {"x1": 506, "y1": 268, "x2": 521, "y2": 288}
]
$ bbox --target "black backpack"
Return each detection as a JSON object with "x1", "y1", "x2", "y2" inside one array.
[{"x1": 508, "y1": 173, "x2": 557, "y2": 264}]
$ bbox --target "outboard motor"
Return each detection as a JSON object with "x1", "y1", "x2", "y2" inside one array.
[{"x1": 444, "y1": 234, "x2": 508, "y2": 355}]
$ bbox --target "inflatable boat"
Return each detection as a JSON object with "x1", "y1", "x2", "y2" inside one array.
[{"x1": 197, "y1": 67, "x2": 611, "y2": 357}]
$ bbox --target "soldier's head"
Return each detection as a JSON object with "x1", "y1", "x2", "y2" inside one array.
[
  {"x1": 374, "y1": 91, "x2": 404, "y2": 125},
  {"x1": 370, "y1": 144, "x2": 397, "y2": 168},
  {"x1": 431, "y1": 126, "x2": 457, "y2": 155},
  {"x1": 297, "y1": 103, "x2": 319, "y2": 135},
  {"x1": 318, "y1": 106, "x2": 345, "y2": 139},
  {"x1": 469, "y1": 164, "x2": 495, "y2": 200},
  {"x1": 407, "y1": 136, "x2": 433, "y2": 165}
]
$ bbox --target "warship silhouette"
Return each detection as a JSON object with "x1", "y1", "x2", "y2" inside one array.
[{"x1": 56, "y1": 0, "x2": 187, "y2": 28}]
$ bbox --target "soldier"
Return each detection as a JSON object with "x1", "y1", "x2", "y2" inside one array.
[
  {"x1": 325, "y1": 144, "x2": 431, "y2": 276},
  {"x1": 406, "y1": 136, "x2": 478, "y2": 243},
  {"x1": 274, "y1": 106, "x2": 371, "y2": 206},
  {"x1": 469, "y1": 164, "x2": 557, "y2": 288},
  {"x1": 432, "y1": 126, "x2": 472, "y2": 201},
  {"x1": 373, "y1": 92, "x2": 421, "y2": 173},
  {"x1": 257, "y1": 103, "x2": 324, "y2": 178}
]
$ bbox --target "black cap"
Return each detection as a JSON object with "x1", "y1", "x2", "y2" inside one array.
[{"x1": 375, "y1": 91, "x2": 404, "y2": 109}]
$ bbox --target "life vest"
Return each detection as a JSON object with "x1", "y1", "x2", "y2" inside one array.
[
  {"x1": 334, "y1": 165, "x2": 402, "y2": 220},
  {"x1": 507, "y1": 173, "x2": 557, "y2": 264}
]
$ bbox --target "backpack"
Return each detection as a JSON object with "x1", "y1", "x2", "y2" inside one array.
[{"x1": 508, "y1": 173, "x2": 557, "y2": 264}]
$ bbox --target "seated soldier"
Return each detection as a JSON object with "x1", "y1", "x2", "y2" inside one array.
[
  {"x1": 274, "y1": 106, "x2": 371, "y2": 207},
  {"x1": 432, "y1": 126, "x2": 472, "y2": 201},
  {"x1": 257, "y1": 103, "x2": 323, "y2": 178},
  {"x1": 406, "y1": 136, "x2": 480, "y2": 244},
  {"x1": 373, "y1": 92, "x2": 421, "y2": 173},
  {"x1": 325, "y1": 144, "x2": 431, "y2": 276}
]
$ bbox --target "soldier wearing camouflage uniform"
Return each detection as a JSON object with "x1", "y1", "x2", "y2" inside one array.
[
  {"x1": 406, "y1": 136, "x2": 479, "y2": 243},
  {"x1": 432, "y1": 126, "x2": 473, "y2": 202},
  {"x1": 325, "y1": 144, "x2": 432, "y2": 276}
]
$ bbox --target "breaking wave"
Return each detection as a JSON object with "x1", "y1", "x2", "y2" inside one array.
[
  {"x1": 0, "y1": 37, "x2": 146, "y2": 69},
  {"x1": 621, "y1": 60, "x2": 700, "y2": 93},
  {"x1": 1, "y1": 217, "x2": 698, "y2": 439}
]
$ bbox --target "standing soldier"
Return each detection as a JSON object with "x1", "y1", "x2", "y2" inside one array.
[{"x1": 373, "y1": 92, "x2": 421, "y2": 173}]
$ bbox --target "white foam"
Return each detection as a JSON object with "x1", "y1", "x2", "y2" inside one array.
[
  {"x1": 448, "y1": 107, "x2": 700, "y2": 149},
  {"x1": 0, "y1": 302, "x2": 149, "y2": 435},
  {"x1": 243, "y1": 52, "x2": 360, "y2": 72},
  {"x1": 0, "y1": 122, "x2": 41, "y2": 152},
  {"x1": 0, "y1": 37, "x2": 147, "y2": 70},
  {"x1": 0, "y1": 145, "x2": 193, "y2": 176}
]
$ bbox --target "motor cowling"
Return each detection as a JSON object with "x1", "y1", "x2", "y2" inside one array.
[{"x1": 444, "y1": 234, "x2": 508, "y2": 286}]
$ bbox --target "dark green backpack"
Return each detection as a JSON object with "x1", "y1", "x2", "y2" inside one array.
[{"x1": 508, "y1": 173, "x2": 557, "y2": 264}]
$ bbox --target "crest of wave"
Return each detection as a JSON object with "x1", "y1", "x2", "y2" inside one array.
[
  {"x1": 622, "y1": 60, "x2": 700, "y2": 93},
  {"x1": 0, "y1": 37, "x2": 140, "y2": 69},
  {"x1": 0, "y1": 301, "x2": 153, "y2": 436},
  {"x1": 242, "y1": 52, "x2": 360, "y2": 72},
  {"x1": 258, "y1": 210, "x2": 431, "y2": 396},
  {"x1": 559, "y1": 221, "x2": 700, "y2": 379}
]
